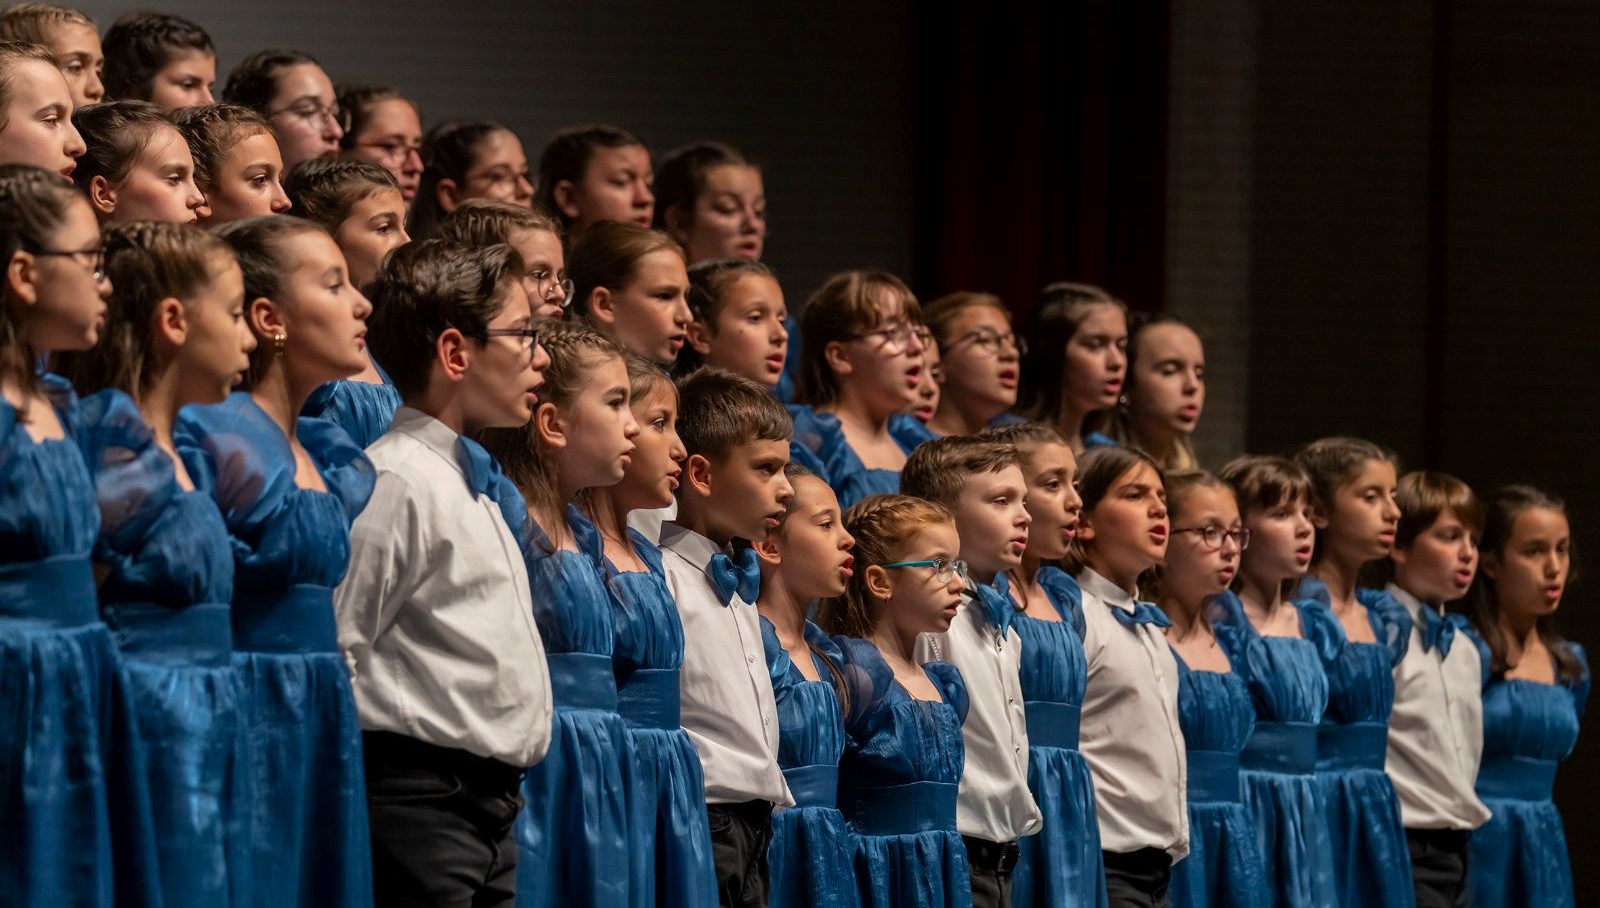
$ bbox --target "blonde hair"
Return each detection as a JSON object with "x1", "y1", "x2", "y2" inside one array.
[
  {"x1": 0, "y1": 4, "x2": 91, "y2": 47},
  {"x1": 817, "y1": 493, "x2": 954, "y2": 638}
]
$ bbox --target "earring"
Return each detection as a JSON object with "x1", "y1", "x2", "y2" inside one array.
[
  {"x1": 272, "y1": 332, "x2": 286, "y2": 355},
  {"x1": 1117, "y1": 394, "x2": 1129, "y2": 411}
]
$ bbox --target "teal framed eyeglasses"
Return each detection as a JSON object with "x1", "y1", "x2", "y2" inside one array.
[{"x1": 880, "y1": 558, "x2": 970, "y2": 588}]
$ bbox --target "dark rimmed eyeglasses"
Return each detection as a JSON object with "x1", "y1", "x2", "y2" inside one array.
[
  {"x1": 24, "y1": 243, "x2": 105, "y2": 282},
  {"x1": 844, "y1": 321, "x2": 932, "y2": 355},
  {"x1": 881, "y1": 557, "x2": 970, "y2": 588},
  {"x1": 949, "y1": 328, "x2": 1028, "y2": 357},
  {"x1": 1171, "y1": 525, "x2": 1251, "y2": 552},
  {"x1": 484, "y1": 325, "x2": 541, "y2": 358}
]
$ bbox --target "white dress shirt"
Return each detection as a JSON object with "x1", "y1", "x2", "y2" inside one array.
[
  {"x1": 1384, "y1": 583, "x2": 1491, "y2": 831},
  {"x1": 659, "y1": 521, "x2": 793, "y2": 807},
  {"x1": 916, "y1": 585, "x2": 1043, "y2": 843},
  {"x1": 333, "y1": 408, "x2": 552, "y2": 767},
  {"x1": 1077, "y1": 568, "x2": 1189, "y2": 860}
]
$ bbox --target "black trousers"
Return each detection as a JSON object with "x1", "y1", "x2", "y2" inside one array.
[
  {"x1": 963, "y1": 835, "x2": 1021, "y2": 908},
  {"x1": 1102, "y1": 848, "x2": 1173, "y2": 908},
  {"x1": 1407, "y1": 828, "x2": 1472, "y2": 908},
  {"x1": 707, "y1": 799, "x2": 775, "y2": 908},
  {"x1": 364, "y1": 731, "x2": 525, "y2": 908}
]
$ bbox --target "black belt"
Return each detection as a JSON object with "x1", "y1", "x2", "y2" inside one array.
[
  {"x1": 1406, "y1": 827, "x2": 1472, "y2": 851},
  {"x1": 962, "y1": 835, "x2": 1021, "y2": 873},
  {"x1": 362, "y1": 731, "x2": 525, "y2": 790}
]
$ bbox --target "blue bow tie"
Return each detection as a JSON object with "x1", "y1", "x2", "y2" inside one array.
[
  {"x1": 974, "y1": 574, "x2": 1017, "y2": 637},
  {"x1": 709, "y1": 547, "x2": 761, "y2": 606},
  {"x1": 1113, "y1": 600, "x2": 1173, "y2": 631},
  {"x1": 455, "y1": 436, "x2": 500, "y2": 498},
  {"x1": 1417, "y1": 604, "x2": 1469, "y2": 657}
]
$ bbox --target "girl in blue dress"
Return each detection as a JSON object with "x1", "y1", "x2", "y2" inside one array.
[
  {"x1": 0, "y1": 164, "x2": 158, "y2": 907},
  {"x1": 479, "y1": 320, "x2": 641, "y2": 908},
  {"x1": 754, "y1": 466, "x2": 859, "y2": 908},
  {"x1": 437, "y1": 200, "x2": 573, "y2": 319},
  {"x1": 285, "y1": 156, "x2": 407, "y2": 447},
  {"x1": 1463, "y1": 485, "x2": 1587, "y2": 908},
  {"x1": 817, "y1": 493, "x2": 973, "y2": 908},
  {"x1": 583, "y1": 353, "x2": 718, "y2": 906},
  {"x1": 64, "y1": 222, "x2": 255, "y2": 906},
  {"x1": 1153, "y1": 470, "x2": 1266, "y2": 908},
  {"x1": 1215, "y1": 455, "x2": 1336, "y2": 908},
  {"x1": 1015, "y1": 282, "x2": 1126, "y2": 454},
  {"x1": 176, "y1": 215, "x2": 376, "y2": 908},
  {"x1": 791, "y1": 270, "x2": 932, "y2": 508},
  {"x1": 981, "y1": 422, "x2": 1108, "y2": 908},
  {"x1": 1294, "y1": 437, "x2": 1414, "y2": 908}
]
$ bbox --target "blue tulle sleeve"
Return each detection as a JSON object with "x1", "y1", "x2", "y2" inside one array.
[
  {"x1": 785, "y1": 404, "x2": 831, "y2": 480},
  {"x1": 0, "y1": 376, "x2": 99, "y2": 557},
  {"x1": 923, "y1": 661, "x2": 969, "y2": 724},
  {"x1": 831, "y1": 635, "x2": 898, "y2": 732},
  {"x1": 1358, "y1": 587, "x2": 1413, "y2": 668},
  {"x1": 1207, "y1": 589, "x2": 1253, "y2": 664},
  {"x1": 1038, "y1": 566, "x2": 1087, "y2": 638},
  {"x1": 1294, "y1": 593, "x2": 1347, "y2": 666},
  {"x1": 78, "y1": 390, "x2": 175, "y2": 559},
  {"x1": 887, "y1": 413, "x2": 936, "y2": 454},
  {"x1": 1566, "y1": 643, "x2": 1590, "y2": 714},
  {"x1": 300, "y1": 377, "x2": 401, "y2": 450},
  {"x1": 296, "y1": 416, "x2": 376, "y2": 521}
]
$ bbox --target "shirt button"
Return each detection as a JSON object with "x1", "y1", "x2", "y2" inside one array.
[
  {"x1": 1008, "y1": 697, "x2": 1016, "y2": 706},
  {"x1": 746, "y1": 653, "x2": 756, "y2": 664}
]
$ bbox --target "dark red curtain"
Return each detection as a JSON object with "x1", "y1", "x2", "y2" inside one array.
[{"x1": 911, "y1": 2, "x2": 1172, "y2": 324}]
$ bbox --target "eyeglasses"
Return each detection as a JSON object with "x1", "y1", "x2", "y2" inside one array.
[
  {"x1": 528, "y1": 268, "x2": 575, "y2": 308},
  {"x1": 950, "y1": 328, "x2": 1028, "y2": 357},
  {"x1": 881, "y1": 557, "x2": 970, "y2": 588},
  {"x1": 24, "y1": 243, "x2": 105, "y2": 282},
  {"x1": 354, "y1": 139, "x2": 423, "y2": 166},
  {"x1": 1171, "y1": 525, "x2": 1251, "y2": 552},
  {"x1": 484, "y1": 325, "x2": 541, "y2": 360},
  {"x1": 846, "y1": 321, "x2": 931, "y2": 355},
  {"x1": 268, "y1": 99, "x2": 346, "y2": 131}
]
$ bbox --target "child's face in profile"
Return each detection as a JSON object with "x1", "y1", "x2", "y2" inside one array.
[
  {"x1": 704, "y1": 438, "x2": 793, "y2": 542},
  {"x1": 147, "y1": 49, "x2": 215, "y2": 111},
  {"x1": 0, "y1": 58, "x2": 84, "y2": 178},
  {"x1": 201, "y1": 131, "x2": 290, "y2": 224},
  {"x1": 1318, "y1": 458, "x2": 1400, "y2": 565},
  {"x1": 953, "y1": 465, "x2": 1031, "y2": 579},
  {"x1": 692, "y1": 273, "x2": 787, "y2": 390},
  {"x1": 46, "y1": 22, "x2": 103, "y2": 108},
  {"x1": 767, "y1": 475, "x2": 855, "y2": 601},
  {"x1": 880, "y1": 522, "x2": 965, "y2": 636}
]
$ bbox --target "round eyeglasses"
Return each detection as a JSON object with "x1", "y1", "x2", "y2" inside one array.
[{"x1": 1171, "y1": 525, "x2": 1251, "y2": 552}]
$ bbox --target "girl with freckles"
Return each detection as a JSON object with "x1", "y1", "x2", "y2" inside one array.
[
  {"x1": 71, "y1": 100, "x2": 205, "y2": 224},
  {"x1": 754, "y1": 466, "x2": 859, "y2": 908},
  {"x1": 1293, "y1": 437, "x2": 1415, "y2": 908},
  {"x1": 1463, "y1": 486, "x2": 1586, "y2": 908},
  {"x1": 1104, "y1": 313, "x2": 1206, "y2": 471},
  {"x1": 1017, "y1": 282, "x2": 1127, "y2": 454},
  {"x1": 1149, "y1": 471, "x2": 1266, "y2": 908}
]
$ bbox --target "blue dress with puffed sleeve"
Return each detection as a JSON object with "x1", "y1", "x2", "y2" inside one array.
[
  {"x1": 788, "y1": 406, "x2": 926, "y2": 510},
  {"x1": 80, "y1": 389, "x2": 250, "y2": 907},
  {"x1": 1009, "y1": 568, "x2": 1108, "y2": 908},
  {"x1": 1465, "y1": 631, "x2": 1587, "y2": 908},
  {"x1": 763, "y1": 619, "x2": 858, "y2": 908},
  {"x1": 0, "y1": 375, "x2": 161, "y2": 907},
  {"x1": 831, "y1": 636, "x2": 972, "y2": 908},
  {"x1": 496, "y1": 501, "x2": 633, "y2": 908},
  {"x1": 1168, "y1": 646, "x2": 1267, "y2": 908},
  {"x1": 1208, "y1": 590, "x2": 1336, "y2": 908},
  {"x1": 300, "y1": 362, "x2": 402, "y2": 450},
  {"x1": 1296, "y1": 579, "x2": 1415, "y2": 908},
  {"x1": 176, "y1": 391, "x2": 375, "y2": 907},
  {"x1": 588, "y1": 512, "x2": 718, "y2": 908}
]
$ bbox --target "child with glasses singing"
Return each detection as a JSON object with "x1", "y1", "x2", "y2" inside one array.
[
  {"x1": 901, "y1": 436, "x2": 1042, "y2": 908},
  {"x1": 437, "y1": 199, "x2": 571, "y2": 320},
  {"x1": 816, "y1": 493, "x2": 973, "y2": 908},
  {"x1": 921, "y1": 292, "x2": 1026, "y2": 438},
  {"x1": 791, "y1": 269, "x2": 934, "y2": 510},
  {"x1": 338, "y1": 84, "x2": 424, "y2": 203}
]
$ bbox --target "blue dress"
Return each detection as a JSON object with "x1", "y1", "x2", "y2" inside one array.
[
  {"x1": 0, "y1": 375, "x2": 160, "y2": 907},
  {"x1": 498, "y1": 503, "x2": 632, "y2": 908},
  {"x1": 888, "y1": 412, "x2": 938, "y2": 451},
  {"x1": 763, "y1": 619, "x2": 858, "y2": 908},
  {"x1": 1209, "y1": 590, "x2": 1336, "y2": 908},
  {"x1": 300, "y1": 363, "x2": 401, "y2": 449},
  {"x1": 831, "y1": 636, "x2": 972, "y2": 908},
  {"x1": 80, "y1": 390, "x2": 250, "y2": 907},
  {"x1": 788, "y1": 405, "x2": 925, "y2": 510},
  {"x1": 1009, "y1": 568, "x2": 1108, "y2": 908},
  {"x1": 591, "y1": 515, "x2": 718, "y2": 907},
  {"x1": 1169, "y1": 647, "x2": 1267, "y2": 908},
  {"x1": 1466, "y1": 633, "x2": 1587, "y2": 908},
  {"x1": 1295, "y1": 582, "x2": 1415, "y2": 908},
  {"x1": 177, "y1": 392, "x2": 375, "y2": 907}
]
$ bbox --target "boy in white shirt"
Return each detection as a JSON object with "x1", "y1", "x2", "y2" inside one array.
[
  {"x1": 903, "y1": 435, "x2": 1043, "y2": 908},
  {"x1": 334, "y1": 240, "x2": 554, "y2": 907},
  {"x1": 659, "y1": 367, "x2": 796, "y2": 908}
]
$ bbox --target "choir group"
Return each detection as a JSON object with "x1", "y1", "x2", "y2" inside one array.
[{"x1": 0, "y1": 5, "x2": 1584, "y2": 908}]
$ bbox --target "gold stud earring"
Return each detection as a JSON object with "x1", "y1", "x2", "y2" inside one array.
[{"x1": 273, "y1": 332, "x2": 286, "y2": 355}]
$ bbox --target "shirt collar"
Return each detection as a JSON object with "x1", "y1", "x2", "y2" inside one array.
[
  {"x1": 659, "y1": 520, "x2": 724, "y2": 572},
  {"x1": 1077, "y1": 567, "x2": 1138, "y2": 613},
  {"x1": 1385, "y1": 582, "x2": 1439, "y2": 621},
  {"x1": 390, "y1": 407, "x2": 464, "y2": 469}
]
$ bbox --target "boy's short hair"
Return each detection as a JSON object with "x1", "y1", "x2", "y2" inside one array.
[
  {"x1": 0, "y1": 3, "x2": 92, "y2": 47},
  {"x1": 101, "y1": 10, "x2": 213, "y2": 101},
  {"x1": 1396, "y1": 470, "x2": 1483, "y2": 549},
  {"x1": 435, "y1": 198, "x2": 562, "y2": 249},
  {"x1": 901, "y1": 435, "x2": 1022, "y2": 507},
  {"x1": 365, "y1": 238, "x2": 525, "y2": 401},
  {"x1": 675, "y1": 366, "x2": 792, "y2": 463}
]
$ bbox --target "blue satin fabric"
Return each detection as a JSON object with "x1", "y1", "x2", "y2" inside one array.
[
  {"x1": 499, "y1": 505, "x2": 633, "y2": 908},
  {"x1": 1209, "y1": 591, "x2": 1336, "y2": 908},
  {"x1": 1169, "y1": 651, "x2": 1267, "y2": 908},
  {"x1": 177, "y1": 392, "x2": 375, "y2": 907},
  {"x1": 832, "y1": 637, "x2": 972, "y2": 908},
  {"x1": 1466, "y1": 633, "x2": 1588, "y2": 908},
  {"x1": 787, "y1": 405, "x2": 930, "y2": 510},
  {"x1": 0, "y1": 376, "x2": 161, "y2": 907},
  {"x1": 80, "y1": 389, "x2": 251, "y2": 906},
  {"x1": 1009, "y1": 568, "x2": 1108, "y2": 908},
  {"x1": 762, "y1": 619, "x2": 857, "y2": 908},
  {"x1": 1297, "y1": 582, "x2": 1416, "y2": 908},
  {"x1": 300, "y1": 365, "x2": 402, "y2": 450},
  {"x1": 590, "y1": 517, "x2": 718, "y2": 908}
]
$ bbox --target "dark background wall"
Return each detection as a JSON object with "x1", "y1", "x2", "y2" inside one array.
[{"x1": 74, "y1": 0, "x2": 1600, "y2": 898}]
